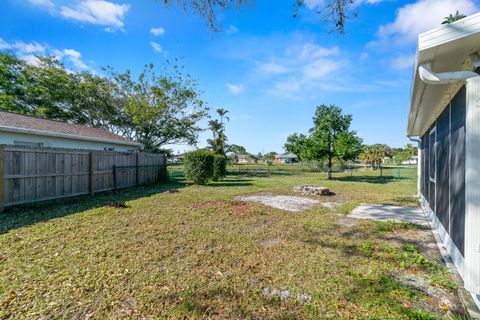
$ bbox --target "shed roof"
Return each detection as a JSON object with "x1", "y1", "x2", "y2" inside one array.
[
  {"x1": 0, "y1": 110, "x2": 141, "y2": 147},
  {"x1": 408, "y1": 12, "x2": 480, "y2": 137}
]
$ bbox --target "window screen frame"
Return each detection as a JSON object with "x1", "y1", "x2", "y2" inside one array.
[{"x1": 429, "y1": 126, "x2": 436, "y2": 183}]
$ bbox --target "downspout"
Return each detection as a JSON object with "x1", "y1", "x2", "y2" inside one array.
[{"x1": 407, "y1": 136, "x2": 421, "y2": 196}]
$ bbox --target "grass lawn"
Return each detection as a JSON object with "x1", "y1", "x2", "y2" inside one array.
[{"x1": 0, "y1": 170, "x2": 463, "y2": 319}]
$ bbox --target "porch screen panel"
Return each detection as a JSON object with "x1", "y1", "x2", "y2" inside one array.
[
  {"x1": 428, "y1": 126, "x2": 436, "y2": 211},
  {"x1": 435, "y1": 105, "x2": 450, "y2": 231},
  {"x1": 450, "y1": 86, "x2": 466, "y2": 256},
  {"x1": 422, "y1": 129, "x2": 430, "y2": 203},
  {"x1": 420, "y1": 137, "x2": 426, "y2": 196}
]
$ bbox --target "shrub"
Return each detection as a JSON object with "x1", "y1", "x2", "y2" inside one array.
[
  {"x1": 183, "y1": 150, "x2": 215, "y2": 185},
  {"x1": 213, "y1": 155, "x2": 227, "y2": 181}
]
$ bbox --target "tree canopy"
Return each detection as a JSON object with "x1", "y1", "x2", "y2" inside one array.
[
  {"x1": 286, "y1": 104, "x2": 362, "y2": 179},
  {"x1": 358, "y1": 144, "x2": 391, "y2": 169},
  {"x1": 284, "y1": 133, "x2": 308, "y2": 161},
  {"x1": 0, "y1": 52, "x2": 208, "y2": 152}
]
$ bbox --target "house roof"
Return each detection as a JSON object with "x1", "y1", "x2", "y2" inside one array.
[
  {"x1": 408, "y1": 12, "x2": 480, "y2": 137},
  {"x1": 0, "y1": 110, "x2": 142, "y2": 147}
]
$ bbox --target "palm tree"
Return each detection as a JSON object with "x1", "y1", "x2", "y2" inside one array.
[
  {"x1": 207, "y1": 119, "x2": 228, "y2": 155},
  {"x1": 359, "y1": 144, "x2": 391, "y2": 170},
  {"x1": 217, "y1": 108, "x2": 230, "y2": 125},
  {"x1": 442, "y1": 11, "x2": 466, "y2": 25}
]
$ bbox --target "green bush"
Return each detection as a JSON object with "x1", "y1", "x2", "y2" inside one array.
[
  {"x1": 183, "y1": 150, "x2": 215, "y2": 185},
  {"x1": 213, "y1": 155, "x2": 227, "y2": 181}
]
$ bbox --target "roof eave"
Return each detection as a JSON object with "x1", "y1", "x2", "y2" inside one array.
[
  {"x1": 0, "y1": 125, "x2": 143, "y2": 148},
  {"x1": 407, "y1": 12, "x2": 480, "y2": 137}
]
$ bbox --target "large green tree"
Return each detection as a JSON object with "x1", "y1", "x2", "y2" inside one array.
[
  {"x1": 109, "y1": 63, "x2": 208, "y2": 151},
  {"x1": 0, "y1": 53, "x2": 121, "y2": 129},
  {"x1": 284, "y1": 133, "x2": 308, "y2": 161},
  {"x1": 299, "y1": 104, "x2": 362, "y2": 179},
  {"x1": 0, "y1": 52, "x2": 208, "y2": 152}
]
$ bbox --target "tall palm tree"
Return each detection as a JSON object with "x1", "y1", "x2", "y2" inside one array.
[
  {"x1": 207, "y1": 119, "x2": 228, "y2": 155},
  {"x1": 217, "y1": 108, "x2": 230, "y2": 125}
]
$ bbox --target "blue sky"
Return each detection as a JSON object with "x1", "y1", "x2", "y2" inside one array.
[{"x1": 1, "y1": 0, "x2": 479, "y2": 154}]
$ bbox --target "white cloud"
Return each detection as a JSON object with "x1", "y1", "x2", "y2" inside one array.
[
  {"x1": 256, "y1": 42, "x2": 347, "y2": 99},
  {"x1": 150, "y1": 27, "x2": 165, "y2": 36},
  {"x1": 226, "y1": 25, "x2": 239, "y2": 35},
  {"x1": 0, "y1": 37, "x2": 90, "y2": 70},
  {"x1": 230, "y1": 113, "x2": 252, "y2": 121},
  {"x1": 225, "y1": 83, "x2": 244, "y2": 94},
  {"x1": 29, "y1": 0, "x2": 55, "y2": 10},
  {"x1": 0, "y1": 39, "x2": 46, "y2": 54},
  {"x1": 390, "y1": 54, "x2": 416, "y2": 70},
  {"x1": 377, "y1": 0, "x2": 478, "y2": 45},
  {"x1": 258, "y1": 62, "x2": 288, "y2": 75},
  {"x1": 150, "y1": 41, "x2": 163, "y2": 54},
  {"x1": 62, "y1": 49, "x2": 89, "y2": 69},
  {"x1": 60, "y1": 0, "x2": 130, "y2": 31}
]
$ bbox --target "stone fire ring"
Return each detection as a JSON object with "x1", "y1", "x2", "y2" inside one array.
[{"x1": 294, "y1": 185, "x2": 330, "y2": 196}]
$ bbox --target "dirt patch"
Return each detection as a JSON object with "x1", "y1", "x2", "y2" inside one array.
[
  {"x1": 336, "y1": 218, "x2": 360, "y2": 228},
  {"x1": 258, "y1": 238, "x2": 279, "y2": 247},
  {"x1": 391, "y1": 273, "x2": 463, "y2": 316},
  {"x1": 321, "y1": 202, "x2": 340, "y2": 209},
  {"x1": 190, "y1": 200, "x2": 257, "y2": 216},
  {"x1": 235, "y1": 193, "x2": 320, "y2": 212}
]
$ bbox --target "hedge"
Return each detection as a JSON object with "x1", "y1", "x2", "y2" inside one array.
[
  {"x1": 183, "y1": 150, "x2": 215, "y2": 185},
  {"x1": 213, "y1": 155, "x2": 227, "y2": 181}
]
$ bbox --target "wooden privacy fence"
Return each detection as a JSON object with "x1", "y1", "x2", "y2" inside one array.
[{"x1": 0, "y1": 145, "x2": 167, "y2": 212}]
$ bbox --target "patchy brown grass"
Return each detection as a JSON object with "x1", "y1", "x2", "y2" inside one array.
[{"x1": 0, "y1": 170, "x2": 465, "y2": 319}]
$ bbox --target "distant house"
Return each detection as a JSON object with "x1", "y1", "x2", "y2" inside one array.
[
  {"x1": 407, "y1": 13, "x2": 480, "y2": 307},
  {"x1": 237, "y1": 154, "x2": 256, "y2": 164},
  {"x1": 401, "y1": 155, "x2": 418, "y2": 165},
  {"x1": 274, "y1": 153, "x2": 297, "y2": 164},
  {"x1": 169, "y1": 153, "x2": 187, "y2": 163},
  {"x1": 0, "y1": 111, "x2": 141, "y2": 151}
]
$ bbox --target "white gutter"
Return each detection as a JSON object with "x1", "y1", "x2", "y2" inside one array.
[
  {"x1": 0, "y1": 125, "x2": 142, "y2": 147},
  {"x1": 418, "y1": 63, "x2": 479, "y2": 85}
]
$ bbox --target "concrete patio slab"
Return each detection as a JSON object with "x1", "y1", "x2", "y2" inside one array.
[
  {"x1": 236, "y1": 193, "x2": 320, "y2": 212},
  {"x1": 348, "y1": 204, "x2": 428, "y2": 227}
]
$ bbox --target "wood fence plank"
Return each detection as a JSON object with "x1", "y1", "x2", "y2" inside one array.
[{"x1": 2, "y1": 147, "x2": 166, "y2": 209}]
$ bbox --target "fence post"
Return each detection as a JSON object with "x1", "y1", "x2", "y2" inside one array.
[
  {"x1": 0, "y1": 145, "x2": 4, "y2": 213},
  {"x1": 89, "y1": 151, "x2": 95, "y2": 196},
  {"x1": 162, "y1": 154, "x2": 167, "y2": 182},
  {"x1": 136, "y1": 153, "x2": 140, "y2": 186},
  {"x1": 113, "y1": 165, "x2": 117, "y2": 191}
]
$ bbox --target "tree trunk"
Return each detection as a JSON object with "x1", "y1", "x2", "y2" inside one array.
[{"x1": 327, "y1": 155, "x2": 332, "y2": 180}]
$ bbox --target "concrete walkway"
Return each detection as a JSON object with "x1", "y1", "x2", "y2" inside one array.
[{"x1": 348, "y1": 204, "x2": 428, "y2": 227}]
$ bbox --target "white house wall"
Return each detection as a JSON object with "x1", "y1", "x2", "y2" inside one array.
[{"x1": 0, "y1": 131, "x2": 137, "y2": 152}]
